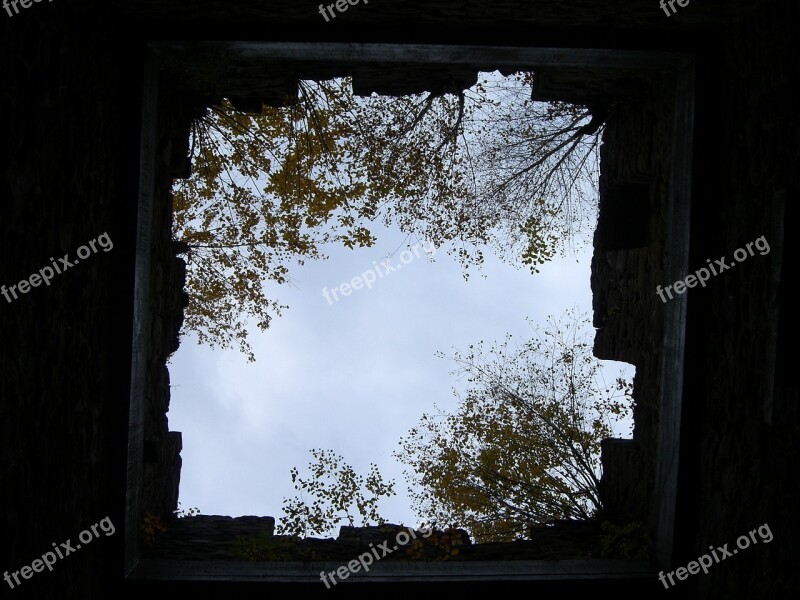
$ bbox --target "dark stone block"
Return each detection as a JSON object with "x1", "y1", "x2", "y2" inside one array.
[{"x1": 595, "y1": 182, "x2": 651, "y2": 251}]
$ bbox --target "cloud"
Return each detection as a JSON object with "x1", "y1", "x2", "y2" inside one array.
[{"x1": 168, "y1": 225, "x2": 633, "y2": 524}]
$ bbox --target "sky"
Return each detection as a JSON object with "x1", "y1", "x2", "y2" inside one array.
[
  {"x1": 166, "y1": 72, "x2": 634, "y2": 535},
  {"x1": 166, "y1": 221, "x2": 634, "y2": 532}
]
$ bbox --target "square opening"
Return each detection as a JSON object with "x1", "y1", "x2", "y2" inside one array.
[{"x1": 125, "y1": 42, "x2": 695, "y2": 585}]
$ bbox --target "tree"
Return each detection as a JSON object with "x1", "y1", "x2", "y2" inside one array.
[
  {"x1": 353, "y1": 72, "x2": 602, "y2": 274},
  {"x1": 277, "y1": 449, "x2": 396, "y2": 538},
  {"x1": 172, "y1": 80, "x2": 375, "y2": 361},
  {"x1": 395, "y1": 309, "x2": 632, "y2": 543},
  {"x1": 173, "y1": 73, "x2": 603, "y2": 360}
]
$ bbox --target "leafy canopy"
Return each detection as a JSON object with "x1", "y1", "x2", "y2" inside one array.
[
  {"x1": 277, "y1": 449, "x2": 396, "y2": 538},
  {"x1": 395, "y1": 309, "x2": 633, "y2": 542},
  {"x1": 172, "y1": 73, "x2": 601, "y2": 360}
]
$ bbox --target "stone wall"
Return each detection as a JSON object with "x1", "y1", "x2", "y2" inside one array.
[
  {"x1": 139, "y1": 84, "x2": 204, "y2": 523},
  {"x1": 145, "y1": 518, "x2": 616, "y2": 561},
  {"x1": 0, "y1": 5, "x2": 143, "y2": 599},
  {"x1": 674, "y1": 1, "x2": 799, "y2": 597},
  {"x1": 2, "y1": 1, "x2": 795, "y2": 599},
  {"x1": 592, "y1": 74, "x2": 676, "y2": 526}
]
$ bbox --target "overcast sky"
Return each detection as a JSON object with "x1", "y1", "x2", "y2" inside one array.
[
  {"x1": 167, "y1": 72, "x2": 633, "y2": 534},
  {"x1": 167, "y1": 221, "x2": 634, "y2": 532}
]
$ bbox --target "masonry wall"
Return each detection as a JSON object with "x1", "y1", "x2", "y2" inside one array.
[
  {"x1": 0, "y1": 6, "x2": 143, "y2": 599},
  {"x1": 674, "y1": 1, "x2": 799, "y2": 597},
  {"x1": 592, "y1": 74, "x2": 675, "y2": 526},
  {"x1": 2, "y1": 1, "x2": 795, "y2": 599}
]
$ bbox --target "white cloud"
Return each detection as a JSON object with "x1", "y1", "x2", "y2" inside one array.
[{"x1": 168, "y1": 220, "x2": 633, "y2": 526}]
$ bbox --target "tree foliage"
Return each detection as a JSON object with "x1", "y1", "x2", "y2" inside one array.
[
  {"x1": 353, "y1": 73, "x2": 601, "y2": 273},
  {"x1": 172, "y1": 80, "x2": 374, "y2": 360},
  {"x1": 173, "y1": 73, "x2": 602, "y2": 359},
  {"x1": 277, "y1": 449, "x2": 396, "y2": 538},
  {"x1": 395, "y1": 309, "x2": 632, "y2": 543}
]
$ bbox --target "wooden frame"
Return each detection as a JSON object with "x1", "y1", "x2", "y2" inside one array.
[{"x1": 125, "y1": 41, "x2": 694, "y2": 583}]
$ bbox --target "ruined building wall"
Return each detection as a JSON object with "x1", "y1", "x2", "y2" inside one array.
[
  {"x1": 592, "y1": 75, "x2": 676, "y2": 526},
  {"x1": 2, "y1": 1, "x2": 794, "y2": 599}
]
